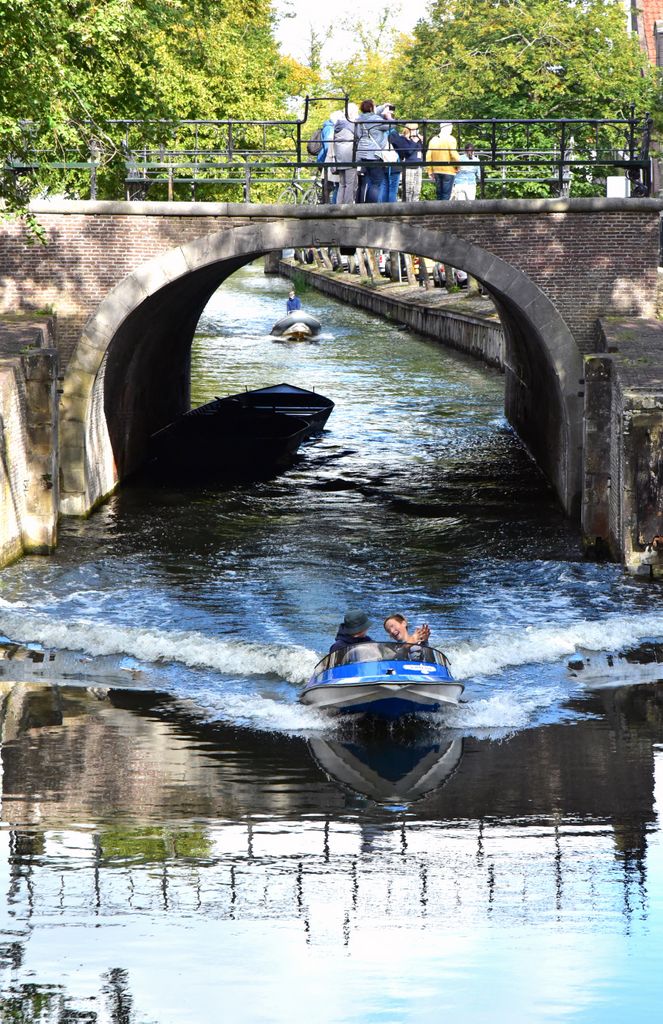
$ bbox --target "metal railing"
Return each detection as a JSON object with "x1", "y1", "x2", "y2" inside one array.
[{"x1": 2, "y1": 98, "x2": 653, "y2": 203}]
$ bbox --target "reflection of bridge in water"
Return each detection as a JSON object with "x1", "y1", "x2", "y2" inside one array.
[{"x1": 0, "y1": 682, "x2": 659, "y2": 947}]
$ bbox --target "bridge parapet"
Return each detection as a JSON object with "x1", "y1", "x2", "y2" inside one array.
[{"x1": 1, "y1": 197, "x2": 661, "y2": 538}]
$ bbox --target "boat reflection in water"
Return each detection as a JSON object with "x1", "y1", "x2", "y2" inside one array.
[{"x1": 308, "y1": 731, "x2": 464, "y2": 806}]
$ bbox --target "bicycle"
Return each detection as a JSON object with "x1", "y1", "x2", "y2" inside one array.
[{"x1": 277, "y1": 167, "x2": 323, "y2": 205}]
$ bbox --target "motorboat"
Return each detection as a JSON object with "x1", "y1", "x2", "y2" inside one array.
[
  {"x1": 300, "y1": 642, "x2": 463, "y2": 721},
  {"x1": 271, "y1": 311, "x2": 321, "y2": 339},
  {"x1": 149, "y1": 402, "x2": 310, "y2": 477},
  {"x1": 215, "y1": 383, "x2": 334, "y2": 436},
  {"x1": 308, "y1": 734, "x2": 464, "y2": 804}
]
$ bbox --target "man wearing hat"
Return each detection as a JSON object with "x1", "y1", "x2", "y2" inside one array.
[{"x1": 329, "y1": 609, "x2": 375, "y2": 654}]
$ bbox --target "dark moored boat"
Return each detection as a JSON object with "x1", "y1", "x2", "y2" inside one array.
[
  {"x1": 149, "y1": 401, "x2": 310, "y2": 477},
  {"x1": 271, "y1": 311, "x2": 321, "y2": 339},
  {"x1": 215, "y1": 383, "x2": 334, "y2": 436}
]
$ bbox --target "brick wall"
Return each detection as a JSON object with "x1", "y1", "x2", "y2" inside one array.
[
  {"x1": 638, "y1": 0, "x2": 663, "y2": 62},
  {"x1": 0, "y1": 201, "x2": 659, "y2": 368}
]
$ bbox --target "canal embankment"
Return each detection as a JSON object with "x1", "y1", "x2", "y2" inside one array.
[
  {"x1": 277, "y1": 258, "x2": 505, "y2": 369},
  {"x1": 279, "y1": 257, "x2": 663, "y2": 577},
  {"x1": 0, "y1": 316, "x2": 59, "y2": 567}
]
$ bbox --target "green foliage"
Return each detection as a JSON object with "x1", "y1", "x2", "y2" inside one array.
[
  {"x1": 0, "y1": 0, "x2": 299, "y2": 210},
  {"x1": 395, "y1": 0, "x2": 656, "y2": 122},
  {"x1": 325, "y1": 13, "x2": 401, "y2": 104}
]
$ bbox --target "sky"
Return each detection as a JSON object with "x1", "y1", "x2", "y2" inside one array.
[{"x1": 273, "y1": 0, "x2": 431, "y2": 65}]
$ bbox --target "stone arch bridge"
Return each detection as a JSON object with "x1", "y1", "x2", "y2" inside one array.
[{"x1": 0, "y1": 198, "x2": 660, "y2": 522}]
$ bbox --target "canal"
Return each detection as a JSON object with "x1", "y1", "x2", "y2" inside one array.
[{"x1": 1, "y1": 262, "x2": 663, "y2": 1021}]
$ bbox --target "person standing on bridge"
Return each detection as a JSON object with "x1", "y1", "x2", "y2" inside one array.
[
  {"x1": 333, "y1": 102, "x2": 360, "y2": 204},
  {"x1": 354, "y1": 99, "x2": 393, "y2": 203},
  {"x1": 392, "y1": 123, "x2": 424, "y2": 202},
  {"x1": 453, "y1": 143, "x2": 481, "y2": 200},
  {"x1": 426, "y1": 122, "x2": 460, "y2": 201}
]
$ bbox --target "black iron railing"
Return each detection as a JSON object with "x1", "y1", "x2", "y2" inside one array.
[{"x1": 3, "y1": 98, "x2": 653, "y2": 203}]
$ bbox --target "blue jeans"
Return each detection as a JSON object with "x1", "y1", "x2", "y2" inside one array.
[
  {"x1": 385, "y1": 167, "x2": 401, "y2": 203},
  {"x1": 433, "y1": 173, "x2": 455, "y2": 200},
  {"x1": 361, "y1": 162, "x2": 388, "y2": 203}
]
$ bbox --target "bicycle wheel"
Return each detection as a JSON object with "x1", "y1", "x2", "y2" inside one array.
[
  {"x1": 301, "y1": 182, "x2": 322, "y2": 205},
  {"x1": 277, "y1": 186, "x2": 299, "y2": 204}
]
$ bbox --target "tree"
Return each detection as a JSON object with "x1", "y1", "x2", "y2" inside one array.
[
  {"x1": 0, "y1": 0, "x2": 298, "y2": 211},
  {"x1": 394, "y1": 0, "x2": 656, "y2": 121},
  {"x1": 326, "y1": 13, "x2": 401, "y2": 104}
]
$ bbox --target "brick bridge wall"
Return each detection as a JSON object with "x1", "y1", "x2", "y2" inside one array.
[
  {"x1": 0, "y1": 197, "x2": 661, "y2": 522},
  {"x1": 0, "y1": 198, "x2": 659, "y2": 367}
]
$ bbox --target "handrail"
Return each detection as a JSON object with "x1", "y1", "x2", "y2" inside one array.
[{"x1": 5, "y1": 102, "x2": 653, "y2": 202}]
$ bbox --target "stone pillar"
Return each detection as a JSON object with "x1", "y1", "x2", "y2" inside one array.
[
  {"x1": 21, "y1": 348, "x2": 59, "y2": 553},
  {"x1": 263, "y1": 251, "x2": 281, "y2": 275},
  {"x1": 621, "y1": 396, "x2": 663, "y2": 574},
  {"x1": 582, "y1": 355, "x2": 614, "y2": 554}
]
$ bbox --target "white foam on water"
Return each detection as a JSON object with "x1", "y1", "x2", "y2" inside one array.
[
  {"x1": 442, "y1": 686, "x2": 562, "y2": 732},
  {"x1": 444, "y1": 610, "x2": 663, "y2": 681},
  {"x1": 0, "y1": 606, "x2": 319, "y2": 684},
  {"x1": 185, "y1": 684, "x2": 332, "y2": 735}
]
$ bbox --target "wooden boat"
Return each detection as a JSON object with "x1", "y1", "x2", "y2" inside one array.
[
  {"x1": 215, "y1": 383, "x2": 334, "y2": 436},
  {"x1": 149, "y1": 401, "x2": 310, "y2": 477},
  {"x1": 300, "y1": 642, "x2": 463, "y2": 721},
  {"x1": 271, "y1": 311, "x2": 321, "y2": 339}
]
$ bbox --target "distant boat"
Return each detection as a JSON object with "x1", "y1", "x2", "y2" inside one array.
[
  {"x1": 149, "y1": 401, "x2": 310, "y2": 478},
  {"x1": 271, "y1": 311, "x2": 321, "y2": 339},
  {"x1": 215, "y1": 383, "x2": 334, "y2": 436}
]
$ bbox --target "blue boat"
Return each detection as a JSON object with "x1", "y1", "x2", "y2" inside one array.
[{"x1": 300, "y1": 642, "x2": 463, "y2": 721}]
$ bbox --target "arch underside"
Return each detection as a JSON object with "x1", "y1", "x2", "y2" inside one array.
[{"x1": 60, "y1": 220, "x2": 584, "y2": 518}]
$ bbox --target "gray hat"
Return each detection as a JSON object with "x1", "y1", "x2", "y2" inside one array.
[{"x1": 341, "y1": 609, "x2": 371, "y2": 634}]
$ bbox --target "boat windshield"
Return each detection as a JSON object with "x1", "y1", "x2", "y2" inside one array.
[{"x1": 313, "y1": 642, "x2": 449, "y2": 677}]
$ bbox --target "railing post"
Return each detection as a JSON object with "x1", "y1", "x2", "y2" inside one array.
[
  {"x1": 244, "y1": 160, "x2": 251, "y2": 203},
  {"x1": 559, "y1": 121, "x2": 566, "y2": 195}
]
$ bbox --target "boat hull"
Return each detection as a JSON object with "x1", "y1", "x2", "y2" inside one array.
[
  {"x1": 271, "y1": 312, "x2": 321, "y2": 338},
  {"x1": 149, "y1": 405, "x2": 310, "y2": 477},
  {"x1": 216, "y1": 383, "x2": 333, "y2": 436},
  {"x1": 301, "y1": 679, "x2": 463, "y2": 720}
]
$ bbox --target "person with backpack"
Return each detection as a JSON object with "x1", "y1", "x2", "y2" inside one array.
[
  {"x1": 354, "y1": 99, "x2": 393, "y2": 203},
  {"x1": 315, "y1": 110, "x2": 344, "y2": 203},
  {"x1": 333, "y1": 102, "x2": 360, "y2": 204}
]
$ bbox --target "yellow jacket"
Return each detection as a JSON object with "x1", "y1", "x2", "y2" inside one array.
[{"x1": 426, "y1": 132, "x2": 460, "y2": 175}]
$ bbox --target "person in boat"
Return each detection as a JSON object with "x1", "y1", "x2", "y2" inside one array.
[
  {"x1": 286, "y1": 289, "x2": 302, "y2": 313},
  {"x1": 329, "y1": 609, "x2": 375, "y2": 654},
  {"x1": 383, "y1": 613, "x2": 430, "y2": 646}
]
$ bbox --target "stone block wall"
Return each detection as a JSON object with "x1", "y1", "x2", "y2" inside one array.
[
  {"x1": 584, "y1": 319, "x2": 663, "y2": 573},
  {"x1": 0, "y1": 319, "x2": 59, "y2": 567}
]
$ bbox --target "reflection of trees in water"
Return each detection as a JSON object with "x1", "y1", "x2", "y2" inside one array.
[
  {"x1": 102, "y1": 967, "x2": 135, "y2": 1024},
  {"x1": 0, "y1": 680, "x2": 662, "y2": 986},
  {"x1": 0, "y1": 970, "x2": 139, "y2": 1024}
]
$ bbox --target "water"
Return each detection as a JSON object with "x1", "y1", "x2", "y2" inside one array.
[{"x1": 2, "y1": 263, "x2": 663, "y2": 1021}]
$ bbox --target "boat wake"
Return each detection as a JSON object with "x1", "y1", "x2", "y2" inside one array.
[
  {"x1": 2, "y1": 599, "x2": 663, "y2": 735},
  {"x1": 0, "y1": 601, "x2": 319, "y2": 685},
  {"x1": 444, "y1": 609, "x2": 663, "y2": 681}
]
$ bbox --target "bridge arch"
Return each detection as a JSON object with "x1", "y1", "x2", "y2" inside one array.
[{"x1": 60, "y1": 218, "x2": 583, "y2": 517}]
